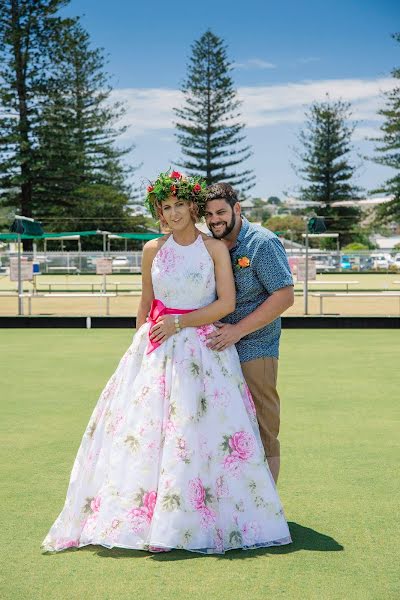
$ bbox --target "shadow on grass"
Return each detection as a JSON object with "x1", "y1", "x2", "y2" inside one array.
[{"x1": 58, "y1": 522, "x2": 342, "y2": 562}]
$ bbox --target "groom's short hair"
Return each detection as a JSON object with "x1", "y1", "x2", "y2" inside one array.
[{"x1": 205, "y1": 182, "x2": 239, "y2": 208}]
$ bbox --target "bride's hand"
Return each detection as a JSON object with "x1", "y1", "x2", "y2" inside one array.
[{"x1": 149, "y1": 315, "x2": 176, "y2": 344}]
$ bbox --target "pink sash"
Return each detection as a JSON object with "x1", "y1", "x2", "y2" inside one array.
[{"x1": 146, "y1": 299, "x2": 195, "y2": 354}]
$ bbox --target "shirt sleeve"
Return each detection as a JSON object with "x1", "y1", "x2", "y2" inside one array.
[{"x1": 253, "y1": 236, "x2": 294, "y2": 294}]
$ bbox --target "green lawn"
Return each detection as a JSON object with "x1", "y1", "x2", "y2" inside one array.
[{"x1": 1, "y1": 330, "x2": 399, "y2": 600}]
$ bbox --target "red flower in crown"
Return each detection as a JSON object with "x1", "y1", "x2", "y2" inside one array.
[
  {"x1": 170, "y1": 171, "x2": 182, "y2": 180},
  {"x1": 147, "y1": 185, "x2": 154, "y2": 193},
  {"x1": 170, "y1": 184, "x2": 177, "y2": 194},
  {"x1": 193, "y1": 183, "x2": 202, "y2": 193}
]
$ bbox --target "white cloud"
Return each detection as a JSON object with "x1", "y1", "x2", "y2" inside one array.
[
  {"x1": 111, "y1": 87, "x2": 182, "y2": 135},
  {"x1": 233, "y1": 58, "x2": 277, "y2": 70},
  {"x1": 237, "y1": 78, "x2": 394, "y2": 127},
  {"x1": 111, "y1": 77, "x2": 395, "y2": 137}
]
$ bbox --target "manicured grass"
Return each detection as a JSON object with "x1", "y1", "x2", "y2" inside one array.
[{"x1": 1, "y1": 330, "x2": 399, "y2": 599}]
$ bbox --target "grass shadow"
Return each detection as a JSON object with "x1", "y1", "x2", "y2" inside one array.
[{"x1": 214, "y1": 522, "x2": 344, "y2": 561}]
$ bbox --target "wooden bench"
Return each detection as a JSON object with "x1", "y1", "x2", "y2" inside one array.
[
  {"x1": 311, "y1": 292, "x2": 400, "y2": 315},
  {"x1": 36, "y1": 281, "x2": 142, "y2": 293},
  {"x1": 296, "y1": 280, "x2": 359, "y2": 292}
]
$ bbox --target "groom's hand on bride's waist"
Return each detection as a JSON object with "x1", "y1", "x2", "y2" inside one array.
[{"x1": 206, "y1": 322, "x2": 242, "y2": 351}]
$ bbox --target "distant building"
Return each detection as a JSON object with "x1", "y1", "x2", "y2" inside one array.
[
  {"x1": 239, "y1": 199, "x2": 256, "y2": 215},
  {"x1": 370, "y1": 235, "x2": 400, "y2": 250},
  {"x1": 331, "y1": 196, "x2": 393, "y2": 208},
  {"x1": 281, "y1": 197, "x2": 320, "y2": 211}
]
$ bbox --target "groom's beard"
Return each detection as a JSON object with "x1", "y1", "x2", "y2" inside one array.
[{"x1": 209, "y1": 212, "x2": 236, "y2": 239}]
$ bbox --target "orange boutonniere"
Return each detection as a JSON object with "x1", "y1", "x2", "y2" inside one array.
[{"x1": 236, "y1": 256, "x2": 250, "y2": 269}]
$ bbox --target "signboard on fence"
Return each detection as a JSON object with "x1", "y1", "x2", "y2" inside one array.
[
  {"x1": 10, "y1": 257, "x2": 33, "y2": 281},
  {"x1": 96, "y1": 258, "x2": 113, "y2": 275},
  {"x1": 296, "y1": 258, "x2": 317, "y2": 281}
]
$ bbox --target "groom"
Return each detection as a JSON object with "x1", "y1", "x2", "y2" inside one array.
[{"x1": 205, "y1": 183, "x2": 294, "y2": 483}]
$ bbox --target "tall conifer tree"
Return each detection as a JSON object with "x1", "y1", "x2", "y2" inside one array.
[
  {"x1": 294, "y1": 98, "x2": 361, "y2": 244},
  {"x1": 371, "y1": 33, "x2": 400, "y2": 223},
  {"x1": 33, "y1": 21, "x2": 135, "y2": 229},
  {"x1": 0, "y1": 0, "x2": 73, "y2": 221},
  {"x1": 174, "y1": 30, "x2": 255, "y2": 192}
]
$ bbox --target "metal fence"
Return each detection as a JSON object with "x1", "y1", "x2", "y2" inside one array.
[
  {"x1": 1, "y1": 250, "x2": 399, "y2": 275},
  {"x1": 0, "y1": 251, "x2": 143, "y2": 275}
]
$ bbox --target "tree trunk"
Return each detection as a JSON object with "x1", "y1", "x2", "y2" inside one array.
[{"x1": 11, "y1": 0, "x2": 33, "y2": 249}]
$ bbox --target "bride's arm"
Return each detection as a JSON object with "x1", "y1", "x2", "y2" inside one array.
[
  {"x1": 179, "y1": 240, "x2": 235, "y2": 328},
  {"x1": 136, "y1": 241, "x2": 157, "y2": 329}
]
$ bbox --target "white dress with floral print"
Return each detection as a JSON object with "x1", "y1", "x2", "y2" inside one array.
[{"x1": 42, "y1": 234, "x2": 292, "y2": 554}]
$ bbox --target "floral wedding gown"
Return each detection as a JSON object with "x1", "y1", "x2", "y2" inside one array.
[{"x1": 42, "y1": 234, "x2": 292, "y2": 554}]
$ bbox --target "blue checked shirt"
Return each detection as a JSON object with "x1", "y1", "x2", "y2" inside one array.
[{"x1": 221, "y1": 218, "x2": 293, "y2": 362}]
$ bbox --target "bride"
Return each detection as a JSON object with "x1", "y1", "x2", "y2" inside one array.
[{"x1": 41, "y1": 170, "x2": 292, "y2": 554}]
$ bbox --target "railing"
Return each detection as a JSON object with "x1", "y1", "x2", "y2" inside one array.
[
  {"x1": 0, "y1": 251, "x2": 143, "y2": 274},
  {"x1": 0, "y1": 250, "x2": 399, "y2": 279}
]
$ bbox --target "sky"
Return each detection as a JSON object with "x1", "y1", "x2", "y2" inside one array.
[{"x1": 62, "y1": 0, "x2": 400, "y2": 199}]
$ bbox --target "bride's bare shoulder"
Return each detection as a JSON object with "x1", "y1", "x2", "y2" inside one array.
[
  {"x1": 143, "y1": 235, "x2": 170, "y2": 255},
  {"x1": 200, "y1": 234, "x2": 229, "y2": 257}
]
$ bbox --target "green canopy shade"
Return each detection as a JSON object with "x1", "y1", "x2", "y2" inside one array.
[
  {"x1": 0, "y1": 233, "x2": 38, "y2": 241},
  {"x1": 0, "y1": 230, "x2": 98, "y2": 241},
  {"x1": 111, "y1": 232, "x2": 163, "y2": 240},
  {"x1": 0, "y1": 230, "x2": 162, "y2": 241},
  {"x1": 42, "y1": 231, "x2": 98, "y2": 238}
]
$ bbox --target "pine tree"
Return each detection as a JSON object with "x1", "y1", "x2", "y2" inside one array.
[
  {"x1": 294, "y1": 98, "x2": 361, "y2": 244},
  {"x1": 0, "y1": 0, "x2": 73, "y2": 222},
  {"x1": 174, "y1": 30, "x2": 255, "y2": 192},
  {"x1": 371, "y1": 33, "x2": 400, "y2": 223},
  {"x1": 33, "y1": 21, "x2": 136, "y2": 229}
]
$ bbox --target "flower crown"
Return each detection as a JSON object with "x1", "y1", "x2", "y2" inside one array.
[{"x1": 144, "y1": 169, "x2": 207, "y2": 219}]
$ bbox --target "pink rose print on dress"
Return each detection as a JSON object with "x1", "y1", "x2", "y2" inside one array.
[
  {"x1": 229, "y1": 431, "x2": 256, "y2": 461},
  {"x1": 157, "y1": 374, "x2": 167, "y2": 399},
  {"x1": 200, "y1": 505, "x2": 216, "y2": 528},
  {"x1": 222, "y1": 431, "x2": 256, "y2": 477},
  {"x1": 189, "y1": 477, "x2": 206, "y2": 509},
  {"x1": 128, "y1": 508, "x2": 150, "y2": 534},
  {"x1": 128, "y1": 490, "x2": 157, "y2": 534},
  {"x1": 188, "y1": 477, "x2": 216, "y2": 529},
  {"x1": 223, "y1": 453, "x2": 243, "y2": 477},
  {"x1": 90, "y1": 496, "x2": 101, "y2": 513},
  {"x1": 196, "y1": 324, "x2": 215, "y2": 345},
  {"x1": 156, "y1": 246, "x2": 183, "y2": 274},
  {"x1": 55, "y1": 538, "x2": 79, "y2": 549},
  {"x1": 176, "y1": 437, "x2": 190, "y2": 463},
  {"x1": 243, "y1": 383, "x2": 257, "y2": 417}
]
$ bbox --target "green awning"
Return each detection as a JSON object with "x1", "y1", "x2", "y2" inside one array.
[
  {"x1": 0, "y1": 233, "x2": 39, "y2": 240},
  {"x1": 42, "y1": 231, "x2": 98, "y2": 238},
  {"x1": 0, "y1": 230, "x2": 162, "y2": 241},
  {"x1": 111, "y1": 232, "x2": 163, "y2": 240}
]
